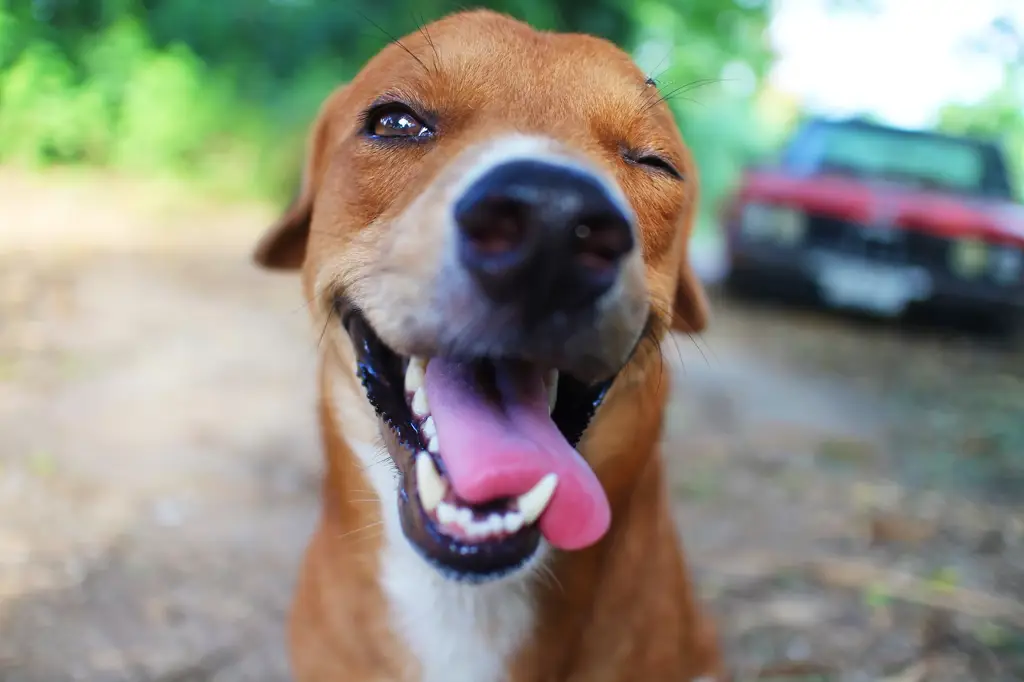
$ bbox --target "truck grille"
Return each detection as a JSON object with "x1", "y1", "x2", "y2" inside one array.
[{"x1": 804, "y1": 214, "x2": 949, "y2": 271}]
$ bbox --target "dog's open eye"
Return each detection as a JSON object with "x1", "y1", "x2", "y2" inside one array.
[
  {"x1": 631, "y1": 154, "x2": 682, "y2": 179},
  {"x1": 367, "y1": 104, "x2": 434, "y2": 139}
]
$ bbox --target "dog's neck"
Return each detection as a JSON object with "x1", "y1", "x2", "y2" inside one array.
[{"x1": 304, "y1": 350, "x2": 720, "y2": 682}]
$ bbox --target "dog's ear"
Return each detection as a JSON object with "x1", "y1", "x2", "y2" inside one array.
[
  {"x1": 670, "y1": 176, "x2": 710, "y2": 334},
  {"x1": 253, "y1": 87, "x2": 345, "y2": 271}
]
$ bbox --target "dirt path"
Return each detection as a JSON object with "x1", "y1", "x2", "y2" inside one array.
[{"x1": 1, "y1": 171, "x2": 1022, "y2": 681}]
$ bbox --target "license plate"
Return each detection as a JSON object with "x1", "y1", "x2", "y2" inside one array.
[{"x1": 811, "y1": 256, "x2": 931, "y2": 317}]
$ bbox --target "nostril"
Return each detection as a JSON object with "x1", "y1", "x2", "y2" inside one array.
[
  {"x1": 571, "y1": 214, "x2": 634, "y2": 272},
  {"x1": 458, "y1": 196, "x2": 530, "y2": 263}
]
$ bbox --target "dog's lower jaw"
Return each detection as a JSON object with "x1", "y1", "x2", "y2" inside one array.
[{"x1": 327, "y1": 363, "x2": 542, "y2": 682}]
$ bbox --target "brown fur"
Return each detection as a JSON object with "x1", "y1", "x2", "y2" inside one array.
[{"x1": 254, "y1": 10, "x2": 721, "y2": 681}]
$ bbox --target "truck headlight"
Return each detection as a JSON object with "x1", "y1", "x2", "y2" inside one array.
[
  {"x1": 949, "y1": 238, "x2": 988, "y2": 278},
  {"x1": 741, "y1": 203, "x2": 806, "y2": 245},
  {"x1": 991, "y1": 246, "x2": 1022, "y2": 284}
]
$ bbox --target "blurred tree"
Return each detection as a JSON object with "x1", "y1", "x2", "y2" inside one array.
[
  {"x1": 0, "y1": 0, "x2": 773, "y2": 209},
  {"x1": 938, "y1": 15, "x2": 1024, "y2": 200}
]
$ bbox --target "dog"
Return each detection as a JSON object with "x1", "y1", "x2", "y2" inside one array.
[{"x1": 253, "y1": 10, "x2": 722, "y2": 682}]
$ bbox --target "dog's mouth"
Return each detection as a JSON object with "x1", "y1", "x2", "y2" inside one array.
[{"x1": 341, "y1": 303, "x2": 620, "y2": 582}]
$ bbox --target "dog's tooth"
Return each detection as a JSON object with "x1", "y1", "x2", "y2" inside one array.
[
  {"x1": 546, "y1": 370, "x2": 559, "y2": 415},
  {"x1": 422, "y1": 416, "x2": 437, "y2": 439},
  {"x1": 487, "y1": 513, "x2": 504, "y2": 535},
  {"x1": 517, "y1": 473, "x2": 558, "y2": 525},
  {"x1": 405, "y1": 356, "x2": 427, "y2": 393},
  {"x1": 503, "y1": 511, "x2": 525, "y2": 534},
  {"x1": 415, "y1": 451, "x2": 446, "y2": 513},
  {"x1": 412, "y1": 387, "x2": 429, "y2": 418},
  {"x1": 427, "y1": 434, "x2": 440, "y2": 454},
  {"x1": 455, "y1": 506, "x2": 473, "y2": 528},
  {"x1": 437, "y1": 501, "x2": 457, "y2": 525},
  {"x1": 474, "y1": 518, "x2": 494, "y2": 539}
]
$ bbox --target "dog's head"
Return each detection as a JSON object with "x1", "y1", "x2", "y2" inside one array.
[{"x1": 254, "y1": 10, "x2": 708, "y2": 583}]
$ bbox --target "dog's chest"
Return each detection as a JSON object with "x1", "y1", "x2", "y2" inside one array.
[{"x1": 380, "y1": 531, "x2": 535, "y2": 682}]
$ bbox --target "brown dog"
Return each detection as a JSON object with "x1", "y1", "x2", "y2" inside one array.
[{"x1": 253, "y1": 10, "x2": 722, "y2": 682}]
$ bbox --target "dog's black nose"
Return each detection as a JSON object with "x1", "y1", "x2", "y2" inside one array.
[{"x1": 454, "y1": 160, "x2": 634, "y2": 315}]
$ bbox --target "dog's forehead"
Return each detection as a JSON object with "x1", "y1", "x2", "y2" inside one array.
[
  {"x1": 430, "y1": 17, "x2": 639, "y2": 78},
  {"x1": 357, "y1": 13, "x2": 652, "y2": 119},
  {"x1": 412, "y1": 11, "x2": 639, "y2": 70}
]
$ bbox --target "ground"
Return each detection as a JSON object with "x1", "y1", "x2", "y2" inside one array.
[{"x1": 1, "y1": 170, "x2": 1022, "y2": 682}]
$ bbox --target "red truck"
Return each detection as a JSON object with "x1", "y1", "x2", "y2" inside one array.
[{"x1": 722, "y1": 117, "x2": 1024, "y2": 329}]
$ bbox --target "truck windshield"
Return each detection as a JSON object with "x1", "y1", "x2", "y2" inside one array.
[{"x1": 786, "y1": 122, "x2": 1014, "y2": 200}]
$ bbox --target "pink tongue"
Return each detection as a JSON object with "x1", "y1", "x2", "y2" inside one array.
[{"x1": 424, "y1": 359, "x2": 611, "y2": 550}]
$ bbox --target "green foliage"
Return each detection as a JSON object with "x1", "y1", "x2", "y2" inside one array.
[
  {"x1": 0, "y1": 0, "x2": 772, "y2": 204},
  {"x1": 632, "y1": 0, "x2": 773, "y2": 233},
  {"x1": 938, "y1": 67, "x2": 1024, "y2": 201},
  {"x1": 679, "y1": 97, "x2": 771, "y2": 235}
]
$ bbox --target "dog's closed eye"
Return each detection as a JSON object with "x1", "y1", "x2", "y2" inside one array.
[{"x1": 626, "y1": 152, "x2": 683, "y2": 180}]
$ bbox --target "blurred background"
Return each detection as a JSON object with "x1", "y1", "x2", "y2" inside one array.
[{"x1": 1, "y1": 0, "x2": 1022, "y2": 680}]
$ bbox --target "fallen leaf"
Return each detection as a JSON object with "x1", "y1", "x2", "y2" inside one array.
[
  {"x1": 927, "y1": 567, "x2": 960, "y2": 594},
  {"x1": 27, "y1": 451, "x2": 56, "y2": 478},
  {"x1": 868, "y1": 513, "x2": 938, "y2": 548}
]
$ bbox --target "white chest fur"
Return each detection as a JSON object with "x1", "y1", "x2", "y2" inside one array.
[
  {"x1": 330, "y1": 367, "x2": 537, "y2": 682},
  {"x1": 380, "y1": 522, "x2": 536, "y2": 682}
]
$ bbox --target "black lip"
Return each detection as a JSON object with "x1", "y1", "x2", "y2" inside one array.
[
  {"x1": 340, "y1": 302, "x2": 616, "y2": 582},
  {"x1": 382, "y1": 424, "x2": 543, "y2": 582}
]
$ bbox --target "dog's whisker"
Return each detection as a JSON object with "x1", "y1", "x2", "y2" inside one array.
[
  {"x1": 535, "y1": 563, "x2": 565, "y2": 595},
  {"x1": 684, "y1": 331, "x2": 716, "y2": 367},
  {"x1": 335, "y1": 529, "x2": 385, "y2": 549},
  {"x1": 640, "y1": 77, "x2": 722, "y2": 115},
  {"x1": 664, "y1": 330, "x2": 688, "y2": 375},
  {"x1": 413, "y1": 11, "x2": 442, "y2": 75},
  {"x1": 355, "y1": 10, "x2": 433, "y2": 77},
  {"x1": 361, "y1": 457, "x2": 392, "y2": 471},
  {"x1": 315, "y1": 313, "x2": 333, "y2": 352},
  {"x1": 334, "y1": 521, "x2": 384, "y2": 542},
  {"x1": 643, "y1": 46, "x2": 674, "y2": 88}
]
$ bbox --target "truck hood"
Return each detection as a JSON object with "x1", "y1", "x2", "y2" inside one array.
[{"x1": 738, "y1": 169, "x2": 1024, "y2": 247}]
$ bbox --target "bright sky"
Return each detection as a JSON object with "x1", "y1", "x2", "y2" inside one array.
[{"x1": 768, "y1": 0, "x2": 1022, "y2": 128}]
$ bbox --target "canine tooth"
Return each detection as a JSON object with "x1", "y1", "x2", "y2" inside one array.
[
  {"x1": 503, "y1": 511, "x2": 525, "y2": 534},
  {"x1": 422, "y1": 416, "x2": 437, "y2": 439},
  {"x1": 546, "y1": 370, "x2": 559, "y2": 415},
  {"x1": 427, "y1": 434, "x2": 440, "y2": 454},
  {"x1": 405, "y1": 357, "x2": 427, "y2": 393},
  {"x1": 437, "y1": 501, "x2": 457, "y2": 525},
  {"x1": 487, "y1": 513, "x2": 504, "y2": 535},
  {"x1": 412, "y1": 387, "x2": 429, "y2": 418},
  {"x1": 517, "y1": 473, "x2": 558, "y2": 525},
  {"x1": 455, "y1": 506, "x2": 473, "y2": 528},
  {"x1": 415, "y1": 451, "x2": 446, "y2": 513}
]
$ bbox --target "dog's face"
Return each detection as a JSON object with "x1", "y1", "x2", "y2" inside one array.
[{"x1": 254, "y1": 10, "x2": 707, "y2": 583}]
